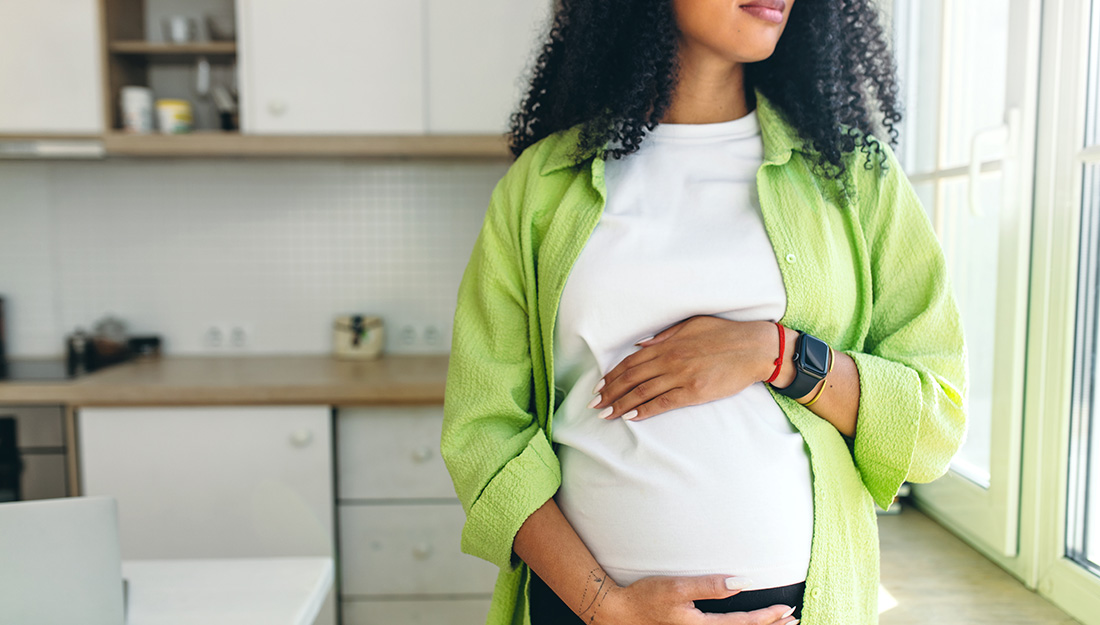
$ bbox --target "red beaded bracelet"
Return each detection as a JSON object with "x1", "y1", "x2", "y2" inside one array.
[{"x1": 765, "y1": 322, "x2": 785, "y2": 384}]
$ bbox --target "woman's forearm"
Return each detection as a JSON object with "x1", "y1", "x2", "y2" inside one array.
[
  {"x1": 513, "y1": 497, "x2": 617, "y2": 623},
  {"x1": 767, "y1": 326, "x2": 861, "y2": 438}
]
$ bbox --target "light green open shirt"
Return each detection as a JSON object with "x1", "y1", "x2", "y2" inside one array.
[{"x1": 441, "y1": 87, "x2": 968, "y2": 625}]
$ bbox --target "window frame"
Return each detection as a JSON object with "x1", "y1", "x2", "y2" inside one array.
[{"x1": 1026, "y1": 0, "x2": 1100, "y2": 620}]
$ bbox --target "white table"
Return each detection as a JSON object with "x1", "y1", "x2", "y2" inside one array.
[{"x1": 120, "y1": 557, "x2": 333, "y2": 625}]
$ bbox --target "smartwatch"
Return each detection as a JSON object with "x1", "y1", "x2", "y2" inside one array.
[{"x1": 772, "y1": 331, "x2": 832, "y2": 399}]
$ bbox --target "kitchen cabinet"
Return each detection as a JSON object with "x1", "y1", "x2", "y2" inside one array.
[
  {"x1": 336, "y1": 406, "x2": 496, "y2": 625},
  {"x1": 0, "y1": 0, "x2": 103, "y2": 134},
  {"x1": 235, "y1": 0, "x2": 551, "y2": 137},
  {"x1": 78, "y1": 405, "x2": 336, "y2": 625},
  {"x1": 236, "y1": 0, "x2": 425, "y2": 134},
  {"x1": 425, "y1": 0, "x2": 552, "y2": 134}
]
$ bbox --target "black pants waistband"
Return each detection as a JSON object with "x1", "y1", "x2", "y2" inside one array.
[{"x1": 528, "y1": 569, "x2": 805, "y2": 624}]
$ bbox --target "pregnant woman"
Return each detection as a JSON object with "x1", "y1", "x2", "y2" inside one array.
[{"x1": 442, "y1": 1, "x2": 968, "y2": 624}]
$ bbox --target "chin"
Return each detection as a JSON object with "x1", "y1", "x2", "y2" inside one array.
[{"x1": 708, "y1": 39, "x2": 783, "y2": 65}]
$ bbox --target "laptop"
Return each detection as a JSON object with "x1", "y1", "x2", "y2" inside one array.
[{"x1": 0, "y1": 496, "x2": 126, "y2": 625}]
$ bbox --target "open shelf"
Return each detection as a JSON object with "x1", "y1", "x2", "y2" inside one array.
[{"x1": 92, "y1": 0, "x2": 513, "y2": 159}]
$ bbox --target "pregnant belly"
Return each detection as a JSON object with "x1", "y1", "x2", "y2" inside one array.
[{"x1": 552, "y1": 383, "x2": 814, "y2": 589}]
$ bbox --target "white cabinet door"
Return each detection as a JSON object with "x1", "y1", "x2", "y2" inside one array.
[
  {"x1": 78, "y1": 406, "x2": 334, "y2": 560},
  {"x1": 0, "y1": 0, "x2": 102, "y2": 134},
  {"x1": 236, "y1": 0, "x2": 424, "y2": 134},
  {"x1": 425, "y1": 0, "x2": 552, "y2": 134}
]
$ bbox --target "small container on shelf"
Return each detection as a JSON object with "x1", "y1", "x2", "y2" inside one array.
[
  {"x1": 120, "y1": 86, "x2": 155, "y2": 134},
  {"x1": 155, "y1": 99, "x2": 193, "y2": 134},
  {"x1": 161, "y1": 16, "x2": 198, "y2": 44}
]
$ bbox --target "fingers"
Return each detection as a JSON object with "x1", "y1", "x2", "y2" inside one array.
[
  {"x1": 621, "y1": 388, "x2": 691, "y2": 421},
  {"x1": 592, "y1": 367, "x2": 686, "y2": 421},
  {"x1": 668, "y1": 574, "x2": 751, "y2": 601},
  {"x1": 635, "y1": 319, "x2": 689, "y2": 346},
  {"x1": 701, "y1": 604, "x2": 798, "y2": 625},
  {"x1": 598, "y1": 340, "x2": 662, "y2": 390}
]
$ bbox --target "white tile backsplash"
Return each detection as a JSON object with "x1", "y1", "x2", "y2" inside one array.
[{"x1": 0, "y1": 158, "x2": 508, "y2": 357}]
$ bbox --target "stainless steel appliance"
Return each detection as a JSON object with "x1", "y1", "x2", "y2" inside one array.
[{"x1": 0, "y1": 405, "x2": 68, "y2": 502}]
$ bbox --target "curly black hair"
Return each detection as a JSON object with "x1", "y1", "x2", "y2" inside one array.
[{"x1": 507, "y1": 0, "x2": 903, "y2": 183}]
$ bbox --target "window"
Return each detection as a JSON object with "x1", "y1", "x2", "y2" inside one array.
[{"x1": 1067, "y1": 0, "x2": 1100, "y2": 577}]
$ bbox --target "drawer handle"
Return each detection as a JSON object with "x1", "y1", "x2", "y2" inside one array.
[
  {"x1": 411, "y1": 446, "x2": 433, "y2": 463},
  {"x1": 412, "y1": 543, "x2": 433, "y2": 560},
  {"x1": 290, "y1": 429, "x2": 313, "y2": 448},
  {"x1": 268, "y1": 99, "x2": 288, "y2": 117}
]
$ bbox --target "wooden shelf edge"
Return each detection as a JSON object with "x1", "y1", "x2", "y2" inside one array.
[
  {"x1": 0, "y1": 135, "x2": 106, "y2": 159},
  {"x1": 109, "y1": 40, "x2": 237, "y2": 55},
  {"x1": 102, "y1": 132, "x2": 513, "y2": 159}
]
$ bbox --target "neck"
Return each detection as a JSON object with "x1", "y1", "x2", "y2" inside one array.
[{"x1": 659, "y1": 47, "x2": 751, "y2": 124}]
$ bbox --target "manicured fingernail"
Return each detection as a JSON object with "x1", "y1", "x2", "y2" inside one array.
[
  {"x1": 781, "y1": 606, "x2": 796, "y2": 618},
  {"x1": 634, "y1": 335, "x2": 654, "y2": 345},
  {"x1": 788, "y1": 620, "x2": 799, "y2": 625},
  {"x1": 587, "y1": 394, "x2": 601, "y2": 409},
  {"x1": 592, "y1": 378, "x2": 605, "y2": 394},
  {"x1": 725, "y1": 577, "x2": 754, "y2": 590},
  {"x1": 597, "y1": 406, "x2": 613, "y2": 419},
  {"x1": 622, "y1": 409, "x2": 638, "y2": 420}
]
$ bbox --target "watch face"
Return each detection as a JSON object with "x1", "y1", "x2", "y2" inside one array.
[{"x1": 800, "y1": 335, "x2": 830, "y2": 377}]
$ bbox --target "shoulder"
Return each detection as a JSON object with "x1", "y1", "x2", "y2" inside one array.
[
  {"x1": 492, "y1": 125, "x2": 582, "y2": 199},
  {"x1": 837, "y1": 130, "x2": 942, "y2": 266},
  {"x1": 490, "y1": 124, "x2": 592, "y2": 217},
  {"x1": 831, "y1": 127, "x2": 925, "y2": 225}
]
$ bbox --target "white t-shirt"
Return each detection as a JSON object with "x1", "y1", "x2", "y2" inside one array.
[{"x1": 551, "y1": 109, "x2": 814, "y2": 590}]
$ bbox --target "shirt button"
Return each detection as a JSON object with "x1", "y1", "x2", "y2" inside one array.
[
  {"x1": 785, "y1": 253, "x2": 797, "y2": 264},
  {"x1": 811, "y1": 587, "x2": 822, "y2": 598}
]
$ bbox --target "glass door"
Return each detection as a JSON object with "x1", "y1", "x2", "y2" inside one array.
[
  {"x1": 1031, "y1": 0, "x2": 1100, "y2": 620},
  {"x1": 891, "y1": 0, "x2": 1042, "y2": 558}
]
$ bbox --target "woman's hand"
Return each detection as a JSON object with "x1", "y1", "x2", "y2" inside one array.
[
  {"x1": 590, "y1": 315, "x2": 782, "y2": 421},
  {"x1": 595, "y1": 574, "x2": 799, "y2": 625}
]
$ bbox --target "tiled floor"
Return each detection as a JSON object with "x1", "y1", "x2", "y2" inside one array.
[{"x1": 878, "y1": 505, "x2": 1081, "y2": 624}]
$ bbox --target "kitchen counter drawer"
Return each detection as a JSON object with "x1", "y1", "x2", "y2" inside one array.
[
  {"x1": 337, "y1": 406, "x2": 455, "y2": 500},
  {"x1": 338, "y1": 503, "x2": 498, "y2": 595},
  {"x1": 342, "y1": 598, "x2": 492, "y2": 625}
]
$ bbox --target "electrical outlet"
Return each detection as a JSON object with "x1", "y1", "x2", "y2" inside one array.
[
  {"x1": 203, "y1": 325, "x2": 226, "y2": 349},
  {"x1": 399, "y1": 325, "x2": 417, "y2": 346},
  {"x1": 423, "y1": 324, "x2": 441, "y2": 347},
  {"x1": 229, "y1": 325, "x2": 250, "y2": 349}
]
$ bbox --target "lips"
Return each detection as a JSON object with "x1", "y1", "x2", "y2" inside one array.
[
  {"x1": 740, "y1": 0, "x2": 787, "y2": 23},
  {"x1": 740, "y1": 0, "x2": 786, "y2": 11}
]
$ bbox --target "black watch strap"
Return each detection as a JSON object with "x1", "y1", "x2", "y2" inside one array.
[{"x1": 772, "y1": 332, "x2": 830, "y2": 399}]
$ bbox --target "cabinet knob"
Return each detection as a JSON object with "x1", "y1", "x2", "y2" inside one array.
[
  {"x1": 412, "y1": 543, "x2": 433, "y2": 560},
  {"x1": 411, "y1": 446, "x2": 433, "y2": 463},
  {"x1": 290, "y1": 429, "x2": 313, "y2": 448},
  {"x1": 268, "y1": 100, "x2": 288, "y2": 116}
]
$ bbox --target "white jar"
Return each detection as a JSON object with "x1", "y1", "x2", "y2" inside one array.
[{"x1": 120, "y1": 86, "x2": 154, "y2": 134}]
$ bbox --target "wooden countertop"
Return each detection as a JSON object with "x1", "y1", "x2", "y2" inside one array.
[{"x1": 0, "y1": 354, "x2": 449, "y2": 406}]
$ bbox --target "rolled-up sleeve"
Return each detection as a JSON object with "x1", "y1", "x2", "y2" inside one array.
[
  {"x1": 440, "y1": 159, "x2": 562, "y2": 571},
  {"x1": 845, "y1": 139, "x2": 969, "y2": 510}
]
